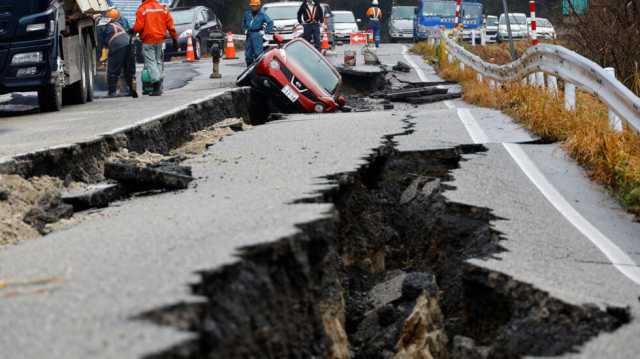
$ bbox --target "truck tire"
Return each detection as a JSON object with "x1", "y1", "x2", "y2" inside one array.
[
  {"x1": 38, "y1": 80, "x2": 63, "y2": 112},
  {"x1": 85, "y1": 35, "x2": 95, "y2": 102},
  {"x1": 63, "y1": 40, "x2": 88, "y2": 105}
]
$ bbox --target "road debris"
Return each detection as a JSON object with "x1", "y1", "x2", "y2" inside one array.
[
  {"x1": 392, "y1": 61, "x2": 412, "y2": 73},
  {"x1": 62, "y1": 183, "x2": 123, "y2": 211},
  {"x1": 105, "y1": 161, "x2": 194, "y2": 191}
]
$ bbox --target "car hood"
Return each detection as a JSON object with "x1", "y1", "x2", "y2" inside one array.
[
  {"x1": 334, "y1": 22, "x2": 356, "y2": 31},
  {"x1": 390, "y1": 19, "x2": 413, "y2": 30},
  {"x1": 273, "y1": 19, "x2": 299, "y2": 29}
]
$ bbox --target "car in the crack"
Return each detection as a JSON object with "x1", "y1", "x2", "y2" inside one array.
[{"x1": 236, "y1": 38, "x2": 344, "y2": 113}]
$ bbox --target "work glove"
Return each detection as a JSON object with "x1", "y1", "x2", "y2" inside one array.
[{"x1": 172, "y1": 38, "x2": 179, "y2": 51}]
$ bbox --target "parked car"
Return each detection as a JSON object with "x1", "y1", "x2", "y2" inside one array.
[
  {"x1": 389, "y1": 6, "x2": 416, "y2": 42},
  {"x1": 527, "y1": 17, "x2": 556, "y2": 39},
  {"x1": 263, "y1": 2, "x2": 302, "y2": 47},
  {"x1": 497, "y1": 13, "x2": 528, "y2": 42},
  {"x1": 485, "y1": 15, "x2": 498, "y2": 43},
  {"x1": 332, "y1": 11, "x2": 359, "y2": 42},
  {"x1": 164, "y1": 6, "x2": 223, "y2": 61},
  {"x1": 236, "y1": 37, "x2": 344, "y2": 113}
]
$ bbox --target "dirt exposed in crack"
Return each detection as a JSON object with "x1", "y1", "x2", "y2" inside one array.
[
  {"x1": 139, "y1": 139, "x2": 630, "y2": 359},
  {"x1": 0, "y1": 118, "x2": 252, "y2": 246}
]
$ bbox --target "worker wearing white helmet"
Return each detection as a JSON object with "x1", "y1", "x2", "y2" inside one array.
[{"x1": 366, "y1": 0, "x2": 382, "y2": 47}]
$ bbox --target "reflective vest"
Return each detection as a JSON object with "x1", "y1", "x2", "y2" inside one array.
[
  {"x1": 108, "y1": 22, "x2": 127, "y2": 47},
  {"x1": 367, "y1": 7, "x2": 382, "y2": 21}
]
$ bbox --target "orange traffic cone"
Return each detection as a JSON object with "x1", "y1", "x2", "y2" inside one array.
[
  {"x1": 321, "y1": 32, "x2": 329, "y2": 50},
  {"x1": 224, "y1": 32, "x2": 237, "y2": 60},
  {"x1": 185, "y1": 33, "x2": 196, "y2": 62}
]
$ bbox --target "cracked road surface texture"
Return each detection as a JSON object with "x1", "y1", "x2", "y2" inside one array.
[
  {"x1": 0, "y1": 57, "x2": 246, "y2": 161},
  {"x1": 1, "y1": 44, "x2": 639, "y2": 358}
]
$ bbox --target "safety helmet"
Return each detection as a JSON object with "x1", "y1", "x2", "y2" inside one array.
[
  {"x1": 372, "y1": 0, "x2": 379, "y2": 6},
  {"x1": 105, "y1": 8, "x2": 120, "y2": 19},
  {"x1": 249, "y1": 0, "x2": 261, "y2": 6}
]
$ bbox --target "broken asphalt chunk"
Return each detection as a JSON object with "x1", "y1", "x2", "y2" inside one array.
[
  {"x1": 62, "y1": 183, "x2": 123, "y2": 211},
  {"x1": 105, "y1": 161, "x2": 194, "y2": 191},
  {"x1": 392, "y1": 61, "x2": 412, "y2": 73},
  {"x1": 403, "y1": 93, "x2": 462, "y2": 104}
]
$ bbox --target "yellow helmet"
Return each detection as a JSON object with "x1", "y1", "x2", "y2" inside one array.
[
  {"x1": 105, "y1": 8, "x2": 120, "y2": 19},
  {"x1": 249, "y1": 0, "x2": 261, "y2": 7}
]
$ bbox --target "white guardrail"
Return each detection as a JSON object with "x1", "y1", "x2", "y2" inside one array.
[{"x1": 439, "y1": 36, "x2": 640, "y2": 133}]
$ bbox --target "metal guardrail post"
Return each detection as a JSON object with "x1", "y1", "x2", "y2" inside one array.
[
  {"x1": 535, "y1": 72, "x2": 545, "y2": 87},
  {"x1": 481, "y1": 29, "x2": 486, "y2": 46},
  {"x1": 460, "y1": 62, "x2": 465, "y2": 71},
  {"x1": 565, "y1": 83, "x2": 576, "y2": 111},
  {"x1": 547, "y1": 75, "x2": 558, "y2": 96},
  {"x1": 605, "y1": 67, "x2": 623, "y2": 132},
  {"x1": 477, "y1": 73, "x2": 483, "y2": 82},
  {"x1": 471, "y1": 30, "x2": 476, "y2": 47}
]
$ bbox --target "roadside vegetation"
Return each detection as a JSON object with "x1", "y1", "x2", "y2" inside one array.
[{"x1": 411, "y1": 41, "x2": 640, "y2": 216}]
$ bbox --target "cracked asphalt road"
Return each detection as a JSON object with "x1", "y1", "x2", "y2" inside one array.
[{"x1": 1, "y1": 44, "x2": 639, "y2": 358}]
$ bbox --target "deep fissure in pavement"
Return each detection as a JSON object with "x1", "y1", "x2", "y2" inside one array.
[{"x1": 141, "y1": 142, "x2": 629, "y2": 359}]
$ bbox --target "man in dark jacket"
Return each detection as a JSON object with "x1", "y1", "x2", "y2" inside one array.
[
  {"x1": 101, "y1": 8, "x2": 135, "y2": 97},
  {"x1": 297, "y1": 0, "x2": 323, "y2": 50}
]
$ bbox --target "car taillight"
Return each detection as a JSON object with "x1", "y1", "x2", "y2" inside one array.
[{"x1": 314, "y1": 103, "x2": 325, "y2": 113}]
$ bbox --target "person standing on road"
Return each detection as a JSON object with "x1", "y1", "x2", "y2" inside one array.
[
  {"x1": 297, "y1": 0, "x2": 323, "y2": 51},
  {"x1": 131, "y1": 0, "x2": 178, "y2": 96},
  {"x1": 366, "y1": 0, "x2": 383, "y2": 48},
  {"x1": 101, "y1": 8, "x2": 135, "y2": 97},
  {"x1": 242, "y1": 0, "x2": 273, "y2": 66}
]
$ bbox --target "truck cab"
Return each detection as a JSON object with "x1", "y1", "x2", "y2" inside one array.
[{"x1": 0, "y1": 0, "x2": 106, "y2": 112}]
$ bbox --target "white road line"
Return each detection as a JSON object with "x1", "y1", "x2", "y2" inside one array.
[
  {"x1": 401, "y1": 45, "x2": 427, "y2": 82},
  {"x1": 443, "y1": 100, "x2": 456, "y2": 109},
  {"x1": 503, "y1": 143, "x2": 640, "y2": 285},
  {"x1": 457, "y1": 109, "x2": 640, "y2": 285},
  {"x1": 456, "y1": 108, "x2": 489, "y2": 143}
]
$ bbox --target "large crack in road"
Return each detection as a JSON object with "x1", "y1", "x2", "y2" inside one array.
[{"x1": 139, "y1": 117, "x2": 629, "y2": 358}]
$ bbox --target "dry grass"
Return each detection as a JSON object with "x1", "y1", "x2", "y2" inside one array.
[{"x1": 411, "y1": 42, "x2": 640, "y2": 215}]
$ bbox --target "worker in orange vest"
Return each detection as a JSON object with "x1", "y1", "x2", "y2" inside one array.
[
  {"x1": 297, "y1": 0, "x2": 324, "y2": 50},
  {"x1": 366, "y1": 0, "x2": 383, "y2": 48},
  {"x1": 101, "y1": 8, "x2": 135, "y2": 97},
  {"x1": 131, "y1": 0, "x2": 178, "y2": 96}
]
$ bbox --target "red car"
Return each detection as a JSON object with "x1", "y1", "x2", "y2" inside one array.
[{"x1": 237, "y1": 38, "x2": 345, "y2": 113}]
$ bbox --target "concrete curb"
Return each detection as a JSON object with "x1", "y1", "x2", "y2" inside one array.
[{"x1": 0, "y1": 88, "x2": 251, "y2": 182}]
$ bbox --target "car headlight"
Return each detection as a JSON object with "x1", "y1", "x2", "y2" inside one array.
[
  {"x1": 11, "y1": 52, "x2": 43, "y2": 65},
  {"x1": 269, "y1": 60, "x2": 280, "y2": 69},
  {"x1": 26, "y1": 23, "x2": 46, "y2": 32}
]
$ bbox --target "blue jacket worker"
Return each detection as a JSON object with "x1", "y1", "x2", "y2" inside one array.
[{"x1": 242, "y1": 0, "x2": 273, "y2": 66}]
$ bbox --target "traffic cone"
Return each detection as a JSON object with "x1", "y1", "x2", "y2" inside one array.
[
  {"x1": 224, "y1": 32, "x2": 237, "y2": 60},
  {"x1": 321, "y1": 31, "x2": 329, "y2": 50},
  {"x1": 185, "y1": 33, "x2": 196, "y2": 62}
]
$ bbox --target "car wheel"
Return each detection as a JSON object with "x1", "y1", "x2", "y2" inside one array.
[{"x1": 85, "y1": 35, "x2": 95, "y2": 102}]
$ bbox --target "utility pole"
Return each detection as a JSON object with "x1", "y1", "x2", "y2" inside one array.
[{"x1": 501, "y1": 0, "x2": 517, "y2": 60}]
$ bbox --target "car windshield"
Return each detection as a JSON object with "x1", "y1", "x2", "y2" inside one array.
[
  {"x1": 333, "y1": 12, "x2": 355, "y2": 23},
  {"x1": 171, "y1": 10, "x2": 195, "y2": 25},
  {"x1": 285, "y1": 40, "x2": 339, "y2": 95},
  {"x1": 264, "y1": 5, "x2": 299, "y2": 20},
  {"x1": 500, "y1": 14, "x2": 527, "y2": 25},
  {"x1": 537, "y1": 18, "x2": 552, "y2": 27},
  {"x1": 8, "y1": 0, "x2": 50, "y2": 17},
  {"x1": 462, "y1": 4, "x2": 482, "y2": 18},
  {"x1": 422, "y1": 1, "x2": 456, "y2": 17},
  {"x1": 392, "y1": 6, "x2": 415, "y2": 19},
  {"x1": 486, "y1": 16, "x2": 498, "y2": 25}
]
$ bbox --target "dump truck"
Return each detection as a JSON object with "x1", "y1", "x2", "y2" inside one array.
[{"x1": 0, "y1": 0, "x2": 109, "y2": 112}]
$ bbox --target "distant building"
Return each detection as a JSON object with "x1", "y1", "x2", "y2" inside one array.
[{"x1": 562, "y1": 0, "x2": 589, "y2": 16}]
